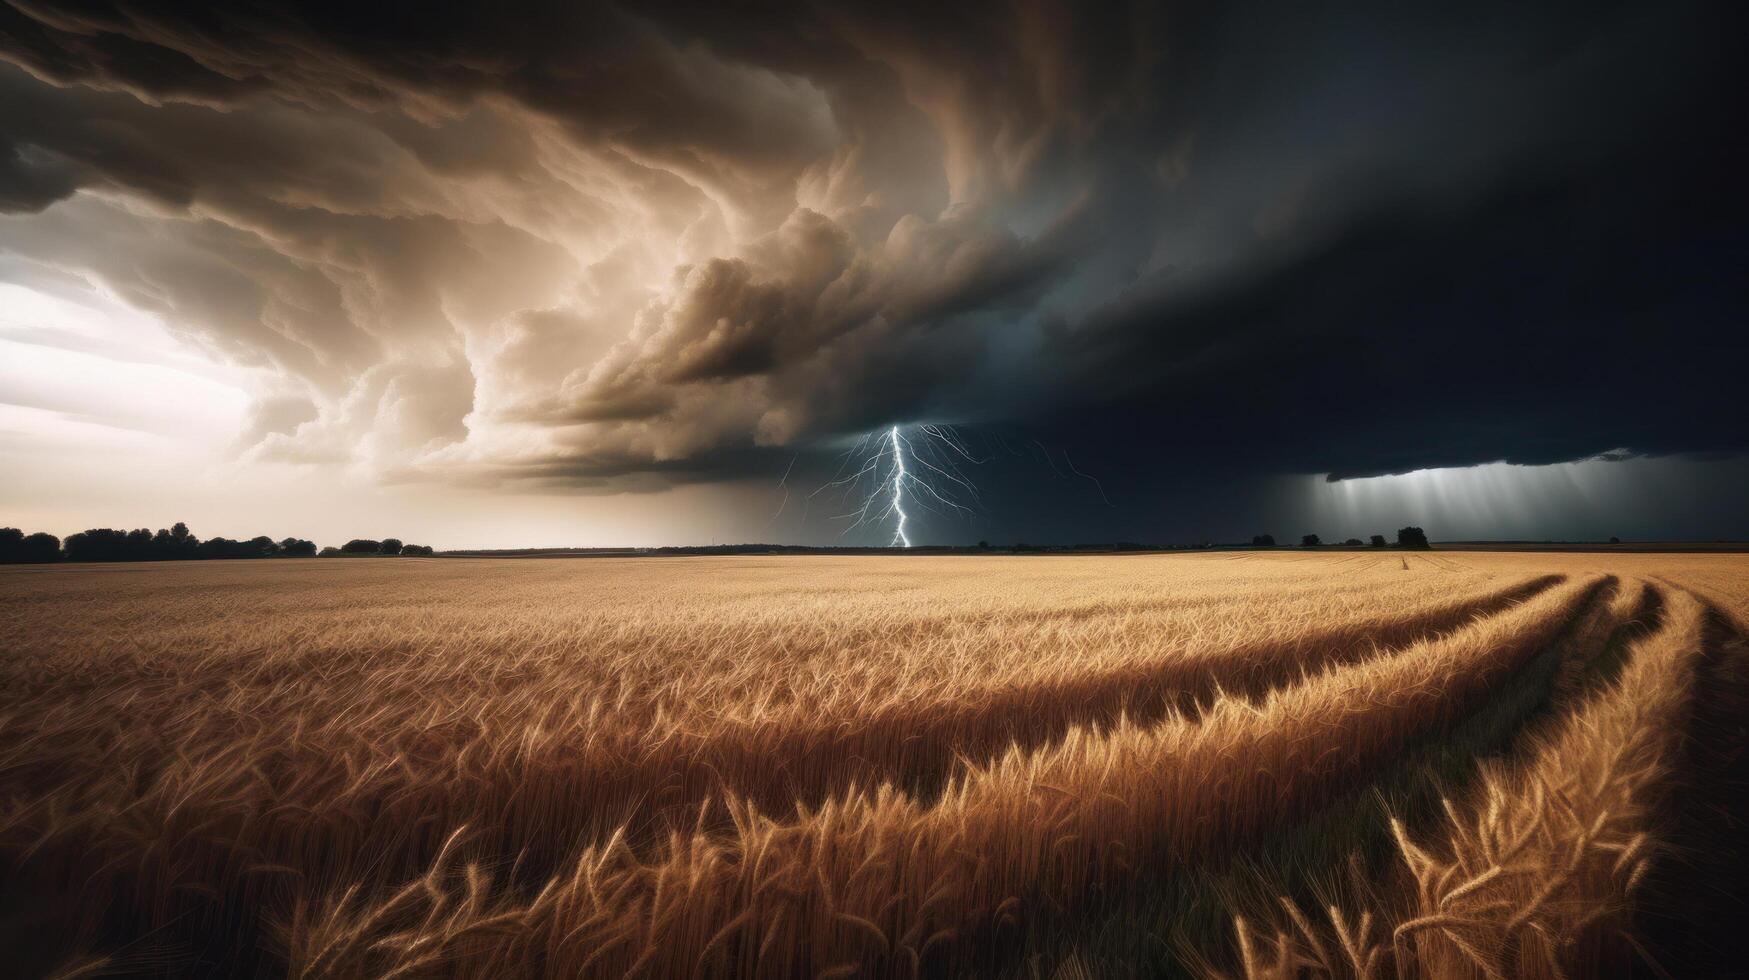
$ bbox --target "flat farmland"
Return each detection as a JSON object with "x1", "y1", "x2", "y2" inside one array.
[{"x1": 2, "y1": 552, "x2": 1745, "y2": 978}]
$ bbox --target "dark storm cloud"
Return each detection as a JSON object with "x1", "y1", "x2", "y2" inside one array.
[
  {"x1": 1036, "y1": 0, "x2": 1748, "y2": 482},
  {"x1": 0, "y1": 0, "x2": 1743, "y2": 495},
  {"x1": 1051, "y1": 165, "x2": 1747, "y2": 480}
]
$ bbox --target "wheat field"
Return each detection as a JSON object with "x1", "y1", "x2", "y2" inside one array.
[{"x1": 1, "y1": 552, "x2": 1745, "y2": 978}]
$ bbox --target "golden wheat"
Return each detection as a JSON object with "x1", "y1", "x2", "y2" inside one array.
[
  {"x1": 0, "y1": 552, "x2": 1743, "y2": 977},
  {"x1": 285, "y1": 575, "x2": 1603, "y2": 977},
  {"x1": 1218, "y1": 585, "x2": 1708, "y2": 979}
]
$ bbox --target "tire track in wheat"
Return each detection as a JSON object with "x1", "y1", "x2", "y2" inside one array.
[
  {"x1": 1040, "y1": 577, "x2": 1636, "y2": 976},
  {"x1": 1215, "y1": 580, "x2": 1717, "y2": 979},
  {"x1": 1632, "y1": 589, "x2": 1749, "y2": 977},
  {"x1": 597, "y1": 573, "x2": 1568, "y2": 830},
  {"x1": 292, "y1": 576, "x2": 1605, "y2": 978},
  {"x1": 0, "y1": 559, "x2": 1520, "y2": 973}
]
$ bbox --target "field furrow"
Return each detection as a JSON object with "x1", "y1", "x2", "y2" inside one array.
[
  {"x1": 1216, "y1": 583, "x2": 1709, "y2": 979},
  {"x1": 286, "y1": 575, "x2": 1604, "y2": 978},
  {"x1": 1630, "y1": 597, "x2": 1749, "y2": 976},
  {"x1": 0, "y1": 562, "x2": 1534, "y2": 970},
  {"x1": 369, "y1": 571, "x2": 1560, "y2": 851},
  {"x1": 1035, "y1": 576, "x2": 1644, "y2": 975},
  {"x1": 5, "y1": 553, "x2": 1746, "y2": 979}
]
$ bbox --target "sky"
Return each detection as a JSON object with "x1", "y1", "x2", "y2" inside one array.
[{"x1": 1, "y1": 0, "x2": 1744, "y2": 548}]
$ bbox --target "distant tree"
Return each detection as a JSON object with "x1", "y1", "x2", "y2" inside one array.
[
  {"x1": 126, "y1": 528, "x2": 154, "y2": 556},
  {"x1": 154, "y1": 522, "x2": 198, "y2": 560},
  {"x1": 60, "y1": 529, "x2": 100, "y2": 561},
  {"x1": 59, "y1": 529, "x2": 92, "y2": 561},
  {"x1": 318, "y1": 546, "x2": 342, "y2": 557},
  {"x1": 400, "y1": 544, "x2": 434, "y2": 556},
  {"x1": 12, "y1": 524, "x2": 406, "y2": 563},
  {"x1": 63, "y1": 528, "x2": 130, "y2": 562},
  {"x1": 1370, "y1": 534, "x2": 1388, "y2": 548},
  {"x1": 977, "y1": 540, "x2": 990, "y2": 550},
  {"x1": 51, "y1": 522, "x2": 315, "y2": 562},
  {"x1": 197, "y1": 537, "x2": 244, "y2": 559},
  {"x1": 20, "y1": 532, "x2": 60, "y2": 563},
  {"x1": 1396, "y1": 526, "x2": 1430, "y2": 550},
  {"x1": 169, "y1": 521, "x2": 198, "y2": 558},
  {"x1": 1252, "y1": 534, "x2": 1276, "y2": 547},
  {"x1": 1301, "y1": 534, "x2": 1321, "y2": 547},
  {"x1": 1, "y1": 528, "x2": 62, "y2": 563},
  {"x1": 1609, "y1": 536, "x2": 1621, "y2": 545},
  {"x1": 1343, "y1": 538, "x2": 1363, "y2": 546}
]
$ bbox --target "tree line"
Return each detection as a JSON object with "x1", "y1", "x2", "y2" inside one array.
[
  {"x1": 0, "y1": 523, "x2": 434, "y2": 564},
  {"x1": 1251, "y1": 526, "x2": 1431, "y2": 549},
  {"x1": 328, "y1": 539, "x2": 435, "y2": 557}
]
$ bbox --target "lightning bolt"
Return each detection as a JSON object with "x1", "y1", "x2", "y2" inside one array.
[
  {"x1": 887, "y1": 426, "x2": 910, "y2": 547},
  {"x1": 794, "y1": 422, "x2": 1107, "y2": 547},
  {"x1": 809, "y1": 423, "x2": 982, "y2": 547}
]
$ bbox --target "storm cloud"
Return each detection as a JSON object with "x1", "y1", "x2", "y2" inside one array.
[{"x1": 1, "y1": 0, "x2": 1743, "y2": 502}]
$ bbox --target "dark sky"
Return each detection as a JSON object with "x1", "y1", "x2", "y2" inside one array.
[{"x1": 1, "y1": 0, "x2": 1744, "y2": 546}]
